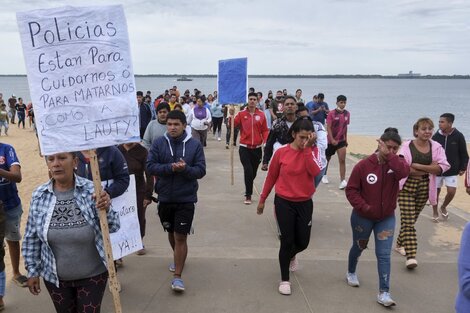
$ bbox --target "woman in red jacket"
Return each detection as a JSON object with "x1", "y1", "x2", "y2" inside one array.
[
  {"x1": 257, "y1": 117, "x2": 321, "y2": 296},
  {"x1": 345, "y1": 128, "x2": 409, "y2": 307}
]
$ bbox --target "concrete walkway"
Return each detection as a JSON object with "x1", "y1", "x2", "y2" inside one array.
[{"x1": 5, "y1": 137, "x2": 464, "y2": 312}]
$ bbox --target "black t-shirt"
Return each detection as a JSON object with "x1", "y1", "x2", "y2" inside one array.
[
  {"x1": 15, "y1": 103, "x2": 26, "y2": 113},
  {"x1": 272, "y1": 99, "x2": 284, "y2": 119},
  {"x1": 8, "y1": 98, "x2": 16, "y2": 109}
]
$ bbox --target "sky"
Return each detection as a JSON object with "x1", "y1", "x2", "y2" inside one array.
[{"x1": 1, "y1": 0, "x2": 470, "y2": 75}]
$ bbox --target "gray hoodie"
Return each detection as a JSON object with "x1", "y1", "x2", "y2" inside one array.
[{"x1": 142, "y1": 120, "x2": 167, "y2": 149}]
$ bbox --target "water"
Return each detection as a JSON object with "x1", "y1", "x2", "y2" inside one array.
[{"x1": 1, "y1": 76, "x2": 469, "y2": 138}]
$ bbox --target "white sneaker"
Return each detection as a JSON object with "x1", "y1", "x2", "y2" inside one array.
[
  {"x1": 377, "y1": 292, "x2": 396, "y2": 307},
  {"x1": 406, "y1": 258, "x2": 418, "y2": 269},
  {"x1": 339, "y1": 180, "x2": 347, "y2": 190},
  {"x1": 321, "y1": 176, "x2": 329, "y2": 184},
  {"x1": 217, "y1": 137, "x2": 221, "y2": 141},
  {"x1": 346, "y1": 272, "x2": 360, "y2": 287},
  {"x1": 289, "y1": 257, "x2": 298, "y2": 272},
  {"x1": 278, "y1": 281, "x2": 291, "y2": 295},
  {"x1": 394, "y1": 246, "x2": 406, "y2": 256}
]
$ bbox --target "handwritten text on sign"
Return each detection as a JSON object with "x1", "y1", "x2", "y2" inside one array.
[
  {"x1": 17, "y1": 5, "x2": 140, "y2": 155},
  {"x1": 106, "y1": 175, "x2": 143, "y2": 260}
]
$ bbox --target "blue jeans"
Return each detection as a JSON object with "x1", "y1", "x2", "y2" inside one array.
[
  {"x1": 348, "y1": 211, "x2": 395, "y2": 292},
  {"x1": 0, "y1": 271, "x2": 4, "y2": 297},
  {"x1": 314, "y1": 167, "x2": 327, "y2": 188},
  {"x1": 0, "y1": 121, "x2": 8, "y2": 135}
]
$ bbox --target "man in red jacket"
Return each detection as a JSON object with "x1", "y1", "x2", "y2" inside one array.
[{"x1": 234, "y1": 92, "x2": 269, "y2": 204}]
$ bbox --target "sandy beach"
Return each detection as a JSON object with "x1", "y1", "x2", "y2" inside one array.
[{"x1": 1, "y1": 126, "x2": 469, "y2": 282}]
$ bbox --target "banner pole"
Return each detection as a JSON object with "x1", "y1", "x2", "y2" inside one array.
[
  {"x1": 230, "y1": 104, "x2": 235, "y2": 185},
  {"x1": 88, "y1": 149, "x2": 123, "y2": 313}
]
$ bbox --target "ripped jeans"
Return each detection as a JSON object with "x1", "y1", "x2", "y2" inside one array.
[{"x1": 348, "y1": 211, "x2": 395, "y2": 292}]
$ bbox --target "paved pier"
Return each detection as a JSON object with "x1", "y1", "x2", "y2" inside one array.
[{"x1": 7, "y1": 138, "x2": 463, "y2": 313}]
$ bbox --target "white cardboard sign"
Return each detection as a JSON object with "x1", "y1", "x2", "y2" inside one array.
[
  {"x1": 17, "y1": 5, "x2": 140, "y2": 155},
  {"x1": 106, "y1": 175, "x2": 143, "y2": 260}
]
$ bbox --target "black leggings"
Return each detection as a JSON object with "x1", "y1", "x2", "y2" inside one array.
[
  {"x1": 238, "y1": 146, "x2": 262, "y2": 197},
  {"x1": 275, "y1": 195, "x2": 313, "y2": 281},
  {"x1": 212, "y1": 117, "x2": 223, "y2": 137},
  {"x1": 226, "y1": 126, "x2": 239, "y2": 145},
  {"x1": 44, "y1": 271, "x2": 108, "y2": 313},
  {"x1": 137, "y1": 191, "x2": 147, "y2": 238}
]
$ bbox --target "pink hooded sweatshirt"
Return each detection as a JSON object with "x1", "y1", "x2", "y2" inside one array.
[{"x1": 399, "y1": 139, "x2": 450, "y2": 205}]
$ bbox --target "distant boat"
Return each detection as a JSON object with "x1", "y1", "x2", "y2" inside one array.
[
  {"x1": 176, "y1": 76, "x2": 193, "y2": 81},
  {"x1": 398, "y1": 70, "x2": 421, "y2": 77}
]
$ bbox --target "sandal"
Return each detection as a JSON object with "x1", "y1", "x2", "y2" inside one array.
[
  {"x1": 432, "y1": 216, "x2": 440, "y2": 223},
  {"x1": 12, "y1": 275, "x2": 28, "y2": 287},
  {"x1": 441, "y1": 211, "x2": 449, "y2": 221}
]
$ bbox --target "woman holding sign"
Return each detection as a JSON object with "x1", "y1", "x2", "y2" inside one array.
[{"x1": 22, "y1": 151, "x2": 120, "y2": 313}]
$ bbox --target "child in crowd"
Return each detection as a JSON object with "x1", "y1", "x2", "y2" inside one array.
[
  {"x1": 0, "y1": 103, "x2": 8, "y2": 136},
  {"x1": 225, "y1": 106, "x2": 239, "y2": 149}
]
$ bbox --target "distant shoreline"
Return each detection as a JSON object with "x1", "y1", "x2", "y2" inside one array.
[{"x1": 1, "y1": 74, "x2": 469, "y2": 79}]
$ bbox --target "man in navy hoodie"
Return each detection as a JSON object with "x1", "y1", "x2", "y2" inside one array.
[
  {"x1": 432, "y1": 113, "x2": 468, "y2": 222},
  {"x1": 76, "y1": 145, "x2": 130, "y2": 272},
  {"x1": 147, "y1": 110, "x2": 206, "y2": 292},
  {"x1": 76, "y1": 146, "x2": 130, "y2": 200}
]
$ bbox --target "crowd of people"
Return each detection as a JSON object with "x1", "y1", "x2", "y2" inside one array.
[
  {"x1": 0, "y1": 85, "x2": 470, "y2": 312},
  {"x1": 0, "y1": 93, "x2": 35, "y2": 136}
]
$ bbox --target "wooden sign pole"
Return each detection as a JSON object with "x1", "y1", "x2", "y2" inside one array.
[
  {"x1": 229, "y1": 104, "x2": 241, "y2": 186},
  {"x1": 228, "y1": 104, "x2": 235, "y2": 186},
  {"x1": 88, "y1": 149, "x2": 123, "y2": 313}
]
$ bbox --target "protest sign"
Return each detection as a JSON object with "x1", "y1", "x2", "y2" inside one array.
[
  {"x1": 217, "y1": 57, "x2": 248, "y2": 184},
  {"x1": 218, "y1": 57, "x2": 248, "y2": 105},
  {"x1": 17, "y1": 5, "x2": 140, "y2": 155},
  {"x1": 107, "y1": 175, "x2": 144, "y2": 260}
]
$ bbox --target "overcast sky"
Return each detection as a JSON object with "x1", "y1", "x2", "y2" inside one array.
[{"x1": 2, "y1": 0, "x2": 469, "y2": 75}]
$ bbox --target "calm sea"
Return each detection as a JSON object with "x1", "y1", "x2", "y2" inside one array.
[{"x1": 1, "y1": 76, "x2": 469, "y2": 138}]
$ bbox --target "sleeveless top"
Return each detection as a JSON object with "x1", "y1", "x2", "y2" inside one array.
[{"x1": 409, "y1": 141, "x2": 432, "y2": 165}]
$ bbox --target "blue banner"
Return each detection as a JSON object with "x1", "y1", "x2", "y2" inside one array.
[{"x1": 218, "y1": 58, "x2": 247, "y2": 105}]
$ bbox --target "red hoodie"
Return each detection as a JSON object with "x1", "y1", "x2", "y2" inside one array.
[
  {"x1": 234, "y1": 108, "x2": 269, "y2": 148},
  {"x1": 345, "y1": 153, "x2": 410, "y2": 220},
  {"x1": 260, "y1": 144, "x2": 321, "y2": 204}
]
